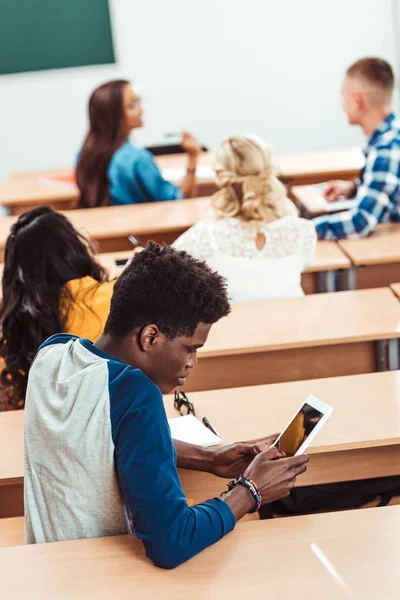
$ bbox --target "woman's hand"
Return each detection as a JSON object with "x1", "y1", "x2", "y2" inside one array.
[{"x1": 181, "y1": 131, "x2": 201, "y2": 158}]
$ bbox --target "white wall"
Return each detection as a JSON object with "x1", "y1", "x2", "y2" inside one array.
[{"x1": 0, "y1": 0, "x2": 398, "y2": 179}]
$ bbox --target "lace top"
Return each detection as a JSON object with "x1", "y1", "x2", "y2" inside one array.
[{"x1": 173, "y1": 214, "x2": 317, "y2": 303}]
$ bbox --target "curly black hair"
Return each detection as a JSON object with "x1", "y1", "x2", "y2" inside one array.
[
  {"x1": 104, "y1": 242, "x2": 231, "y2": 339},
  {"x1": 0, "y1": 206, "x2": 108, "y2": 409}
]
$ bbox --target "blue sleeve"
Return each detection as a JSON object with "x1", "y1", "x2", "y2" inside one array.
[
  {"x1": 108, "y1": 366, "x2": 235, "y2": 569},
  {"x1": 133, "y1": 154, "x2": 184, "y2": 202}
]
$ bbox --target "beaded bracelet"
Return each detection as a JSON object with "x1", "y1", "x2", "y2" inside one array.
[{"x1": 223, "y1": 474, "x2": 262, "y2": 514}]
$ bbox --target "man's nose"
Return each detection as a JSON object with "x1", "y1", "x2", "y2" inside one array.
[{"x1": 187, "y1": 354, "x2": 198, "y2": 369}]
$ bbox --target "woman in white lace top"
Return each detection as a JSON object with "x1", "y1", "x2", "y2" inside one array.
[{"x1": 173, "y1": 135, "x2": 317, "y2": 303}]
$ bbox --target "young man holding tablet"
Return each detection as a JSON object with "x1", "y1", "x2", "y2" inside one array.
[
  {"x1": 24, "y1": 242, "x2": 308, "y2": 568},
  {"x1": 315, "y1": 57, "x2": 400, "y2": 239}
]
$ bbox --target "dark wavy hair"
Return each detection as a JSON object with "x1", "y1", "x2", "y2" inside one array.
[
  {"x1": 76, "y1": 79, "x2": 129, "y2": 209},
  {"x1": 0, "y1": 206, "x2": 108, "y2": 409},
  {"x1": 105, "y1": 242, "x2": 231, "y2": 340}
]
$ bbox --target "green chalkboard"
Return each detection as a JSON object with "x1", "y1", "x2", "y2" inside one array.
[{"x1": 0, "y1": 0, "x2": 115, "y2": 75}]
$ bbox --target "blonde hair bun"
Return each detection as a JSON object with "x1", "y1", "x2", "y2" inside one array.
[{"x1": 212, "y1": 135, "x2": 290, "y2": 223}]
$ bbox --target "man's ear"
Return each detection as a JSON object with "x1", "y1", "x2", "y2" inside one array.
[
  {"x1": 139, "y1": 324, "x2": 160, "y2": 352},
  {"x1": 352, "y1": 90, "x2": 364, "y2": 110}
]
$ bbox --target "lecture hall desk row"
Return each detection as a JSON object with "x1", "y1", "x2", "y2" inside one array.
[
  {"x1": 292, "y1": 185, "x2": 400, "y2": 290},
  {"x1": 1, "y1": 147, "x2": 364, "y2": 215},
  {"x1": 1, "y1": 506, "x2": 400, "y2": 599},
  {"x1": 98, "y1": 242, "x2": 351, "y2": 294},
  {"x1": 0, "y1": 196, "x2": 351, "y2": 293},
  {"x1": 186, "y1": 287, "x2": 400, "y2": 392},
  {"x1": 0, "y1": 187, "x2": 397, "y2": 292},
  {"x1": 2, "y1": 369, "x2": 400, "y2": 519},
  {"x1": 1, "y1": 505, "x2": 399, "y2": 599}
]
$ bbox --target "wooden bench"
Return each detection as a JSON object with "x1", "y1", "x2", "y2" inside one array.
[
  {"x1": 0, "y1": 506, "x2": 399, "y2": 598},
  {"x1": 186, "y1": 287, "x2": 400, "y2": 392}
]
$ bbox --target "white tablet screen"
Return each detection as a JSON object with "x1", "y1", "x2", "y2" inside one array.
[{"x1": 275, "y1": 402, "x2": 324, "y2": 457}]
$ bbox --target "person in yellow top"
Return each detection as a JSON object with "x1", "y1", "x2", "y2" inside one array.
[{"x1": 0, "y1": 207, "x2": 117, "y2": 410}]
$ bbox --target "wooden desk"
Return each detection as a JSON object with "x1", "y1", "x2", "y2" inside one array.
[
  {"x1": 0, "y1": 506, "x2": 399, "y2": 598},
  {"x1": 0, "y1": 410, "x2": 24, "y2": 518},
  {"x1": 338, "y1": 223, "x2": 400, "y2": 290},
  {"x1": 290, "y1": 184, "x2": 358, "y2": 218},
  {"x1": 0, "y1": 517, "x2": 24, "y2": 548},
  {"x1": 94, "y1": 243, "x2": 351, "y2": 294},
  {"x1": 0, "y1": 197, "x2": 210, "y2": 261},
  {"x1": 391, "y1": 283, "x2": 400, "y2": 300},
  {"x1": 275, "y1": 146, "x2": 364, "y2": 187},
  {"x1": 3, "y1": 369, "x2": 400, "y2": 517},
  {"x1": 0, "y1": 180, "x2": 78, "y2": 215},
  {"x1": 6, "y1": 153, "x2": 216, "y2": 213},
  {"x1": 186, "y1": 288, "x2": 400, "y2": 392},
  {"x1": 302, "y1": 241, "x2": 351, "y2": 293},
  {"x1": 165, "y1": 371, "x2": 400, "y2": 501}
]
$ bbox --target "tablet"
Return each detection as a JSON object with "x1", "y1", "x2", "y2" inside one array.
[{"x1": 272, "y1": 395, "x2": 333, "y2": 456}]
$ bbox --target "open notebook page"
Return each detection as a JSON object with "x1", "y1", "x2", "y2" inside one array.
[{"x1": 168, "y1": 414, "x2": 221, "y2": 447}]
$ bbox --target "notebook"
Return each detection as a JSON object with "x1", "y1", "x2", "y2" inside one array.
[
  {"x1": 168, "y1": 414, "x2": 221, "y2": 447},
  {"x1": 161, "y1": 165, "x2": 215, "y2": 182}
]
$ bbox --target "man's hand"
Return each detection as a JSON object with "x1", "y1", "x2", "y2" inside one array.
[
  {"x1": 210, "y1": 434, "x2": 281, "y2": 479},
  {"x1": 244, "y1": 450, "x2": 309, "y2": 505},
  {"x1": 323, "y1": 180, "x2": 357, "y2": 202}
]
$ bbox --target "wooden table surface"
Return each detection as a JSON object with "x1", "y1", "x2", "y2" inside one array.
[
  {"x1": 4, "y1": 153, "x2": 216, "y2": 214},
  {"x1": 166, "y1": 370, "x2": 400, "y2": 500},
  {"x1": 0, "y1": 179, "x2": 78, "y2": 214},
  {"x1": 0, "y1": 197, "x2": 210, "y2": 259},
  {"x1": 2, "y1": 370, "x2": 400, "y2": 518},
  {"x1": 337, "y1": 223, "x2": 400, "y2": 290},
  {"x1": 391, "y1": 283, "x2": 400, "y2": 299},
  {"x1": 304, "y1": 240, "x2": 350, "y2": 272},
  {"x1": 96, "y1": 241, "x2": 351, "y2": 288},
  {"x1": 338, "y1": 223, "x2": 400, "y2": 266},
  {"x1": 275, "y1": 146, "x2": 364, "y2": 185},
  {"x1": 186, "y1": 287, "x2": 400, "y2": 391},
  {"x1": 200, "y1": 287, "x2": 400, "y2": 357},
  {"x1": 0, "y1": 506, "x2": 399, "y2": 599}
]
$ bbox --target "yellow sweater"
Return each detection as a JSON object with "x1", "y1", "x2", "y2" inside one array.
[
  {"x1": 64, "y1": 276, "x2": 116, "y2": 340},
  {"x1": 0, "y1": 277, "x2": 115, "y2": 410}
]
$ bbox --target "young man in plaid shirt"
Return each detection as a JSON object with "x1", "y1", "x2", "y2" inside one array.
[{"x1": 315, "y1": 57, "x2": 400, "y2": 240}]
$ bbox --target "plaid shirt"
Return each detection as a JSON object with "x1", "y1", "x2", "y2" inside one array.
[{"x1": 314, "y1": 113, "x2": 400, "y2": 240}]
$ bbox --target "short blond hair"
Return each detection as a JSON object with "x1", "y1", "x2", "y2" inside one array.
[{"x1": 212, "y1": 135, "x2": 289, "y2": 223}]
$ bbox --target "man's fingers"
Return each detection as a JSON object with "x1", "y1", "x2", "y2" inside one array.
[
  {"x1": 260, "y1": 446, "x2": 281, "y2": 460},
  {"x1": 241, "y1": 434, "x2": 280, "y2": 450},
  {"x1": 294, "y1": 463, "x2": 308, "y2": 477}
]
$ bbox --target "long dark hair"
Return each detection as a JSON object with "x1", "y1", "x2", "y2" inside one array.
[
  {"x1": 0, "y1": 206, "x2": 108, "y2": 408},
  {"x1": 76, "y1": 79, "x2": 129, "y2": 209}
]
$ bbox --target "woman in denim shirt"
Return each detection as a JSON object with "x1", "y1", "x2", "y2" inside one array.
[{"x1": 76, "y1": 80, "x2": 200, "y2": 208}]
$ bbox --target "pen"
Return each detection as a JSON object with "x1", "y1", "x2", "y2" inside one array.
[
  {"x1": 128, "y1": 233, "x2": 145, "y2": 248},
  {"x1": 202, "y1": 417, "x2": 220, "y2": 437}
]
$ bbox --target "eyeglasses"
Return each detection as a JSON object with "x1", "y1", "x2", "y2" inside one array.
[{"x1": 174, "y1": 390, "x2": 195, "y2": 416}]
